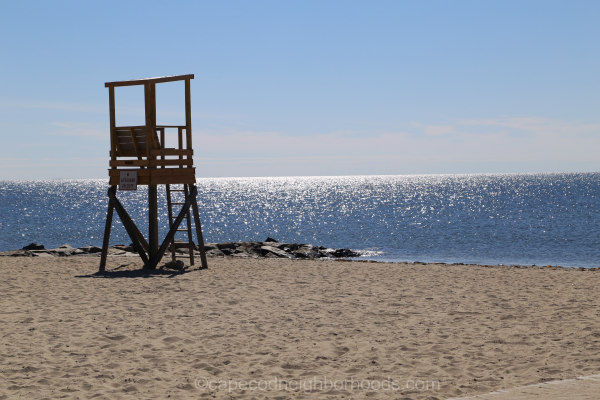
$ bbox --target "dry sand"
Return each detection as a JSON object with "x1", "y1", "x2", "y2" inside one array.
[{"x1": 1, "y1": 255, "x2": 600, "y2": 399}]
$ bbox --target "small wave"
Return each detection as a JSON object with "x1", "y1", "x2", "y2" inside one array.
[{"x1": 354, "y1": 249, "x2": 385, "y2": 258}]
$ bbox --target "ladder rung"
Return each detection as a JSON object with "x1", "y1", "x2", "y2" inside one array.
[
  {"x1": 170, "y1": 189, "x2": 186, "y2": 192},
  {"x1": 171, "y1": 202, "x2": 185, "y2": 205},
  {"x1": 176, "y1": 229, "x2": 189, "y2": 232},
  {"x1": 171, "y1": 241, "x2": 194, "y2": 248}
]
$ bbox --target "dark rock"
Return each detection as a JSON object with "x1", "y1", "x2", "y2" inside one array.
[
  {"x1": 260, "y1": 245, "x2": 292, "y2": 258},
  {"x1": 286, "y1": 243, "x2": 304, "y2": 251},
  {"x1": 22, "y1": 243, "x2": 45, "y2": 250},
  {"x1": 220, "y1": 248, "x2": 234, "y2": 256},
  {"x1": 238, "y1": 245, "x2": 262, "y2": 257},
  {"x1": 163, "y1": 260, "x2": 185, "y2": 271},
  {"x1": 205, "y1": 248, "x2": 225, "y2": 257},
  {"x1": 292, "y1": 245, "x2": 320, "y2": 259},
  {"x1": 264, "y1": 237, "x2": 278, "y2": 243},
  {"x1": 238, "y1": 241, "x2": 262, "y2": 248},
  {"x1": 216, "y1": 242, "x2": 238, "y2": 250},
  {"x1": 272, "y1": 243, "x2": 302, "y2": 251},
  {"x1": 48, "y1": 244, "x2": 80, "y2": 257},
  {"x1": 330, "y1": 248, "x2": 360, "y2": 258},
  {"x1": 78, "y1": 245, "x2": 102, "y2": 254}
]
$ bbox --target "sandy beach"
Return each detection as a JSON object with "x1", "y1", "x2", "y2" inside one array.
[{"x1": 1, "y1": 255, "x2": 600, "y2": 399}]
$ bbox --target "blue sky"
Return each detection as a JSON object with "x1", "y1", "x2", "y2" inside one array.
[{"x1": 1, "y1": 0, "x2": 599, "y2": 179}]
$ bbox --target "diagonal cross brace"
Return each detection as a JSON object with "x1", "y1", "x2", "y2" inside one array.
[
  {"x1": 105, "y1": 187, "x2": 149, "y2": 252},
  {"x1": 147, "y1": 185, "x2": 198, "y2": 269},
  {"x1": 108, "y1": 188, "x2": 150, "y2": 266}
]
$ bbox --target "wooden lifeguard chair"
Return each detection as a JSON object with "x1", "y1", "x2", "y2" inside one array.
[{"x1": 99, "y1": 74, "x2": 208, "y2": 272}]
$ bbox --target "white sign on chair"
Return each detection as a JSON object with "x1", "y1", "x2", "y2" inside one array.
[{"x1": 119, "y1": 170, "x2": 138, "y2": 191}]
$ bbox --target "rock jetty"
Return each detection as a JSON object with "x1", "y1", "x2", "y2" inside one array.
[
  {"x1": 2, "y1": 240, "x2": 361, "y2": 260},
  {"x1": 204, "y1": 241, "x2": 360, "y2": 259}
]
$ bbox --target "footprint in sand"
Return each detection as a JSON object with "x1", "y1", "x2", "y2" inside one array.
[
  {"x1": 162, "y1": 336, "x2": 181, "y2": 344},
  {"x1": 104, "y1": 334, "x2": 127, "y2": 341}
]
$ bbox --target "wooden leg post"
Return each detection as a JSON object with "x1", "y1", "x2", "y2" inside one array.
[
  {"x1": 99, "y1": 186, "x2": 116, "y2": 272},
  {"x1": 191, "y1": 185, "x2": 208, "y2": 269},
  {"x1": 147, "y1": 185, "x2": 158, "y2": 269}
]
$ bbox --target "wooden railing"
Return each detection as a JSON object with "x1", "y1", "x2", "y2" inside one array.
[{"x1": 110, "y1": 125, "x2": 193, "y2": 169}]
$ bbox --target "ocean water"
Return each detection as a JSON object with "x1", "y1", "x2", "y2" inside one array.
[{"x1": 0, "y1": 173, "x2": 599, "y2": 268}]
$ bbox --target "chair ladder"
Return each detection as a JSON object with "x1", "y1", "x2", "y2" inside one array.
[{"x1": 166, "y1": 184, "x2": 195, "y2": 266}]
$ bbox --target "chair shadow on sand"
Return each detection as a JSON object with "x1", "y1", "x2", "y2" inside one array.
[{"x1": 75, "y1": 264, "x2": 196, "y2": 279}]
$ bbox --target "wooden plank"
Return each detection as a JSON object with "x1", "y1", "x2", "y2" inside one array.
[
  {"x1": 114, "y1": 125, "x2": 146, "y2": 129},
  {"x1": 114, "y1": 127, "x2": 162, "y2": 157},
  {"x1": 150, "y1": 149, "x2": 193, "y2": 157},
  {"x1": 109, "y1": 168, "x2": 196, "y2": 185},
  {"x1": 158, "y1": 128, "x2": 165, "y2": 163},
  {"x1": 105, "y1": 74, "x2": 194, "y2": 88},
  {"x1": 109, "y1": 159, "x2": 193, "y2": 167},
  {"x1": 178, "y1": 127, "x2": 183, "y2": 167},
  {"x1": 144, "y1": 84, "x2": 153, "y2": 161},
  {"x1": 115, "y1": 127, "x2": 149, "y2": 157},
  {"x1": 185, "y1": 78, "x2": 192, "y2": 151},
  {"x1": 147, "y1": 169, "x2": 196, "y2": 185},
  {"x1": 149, "y1": 84, "x2": 158, "y2": 147},
  {"x1": 150, "y1": 159, "x2": 193, "y2": 167},
  {"x1": 129, "y1": 127, "x2": 141, "y2": 159},
  {"x1": 109, "y1": 86, "x2": 116, "y2": 163},
  {"x1": 110, "y1": 160, "x2": 147, "y2": 167}
]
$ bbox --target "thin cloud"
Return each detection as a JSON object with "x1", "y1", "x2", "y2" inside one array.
[
  {"x1": 411, "y1": 122, "x2": 455, "y2": 136},
  {"x1": 0, "y1": 98, "x2": 104, "y2": 114},
  {"x1": 0, "y1": 157, "x2": 30, "y2": 162},
  {"x1": 458, "y1": 116, "x2": 600, "y2": 136},
  {"x1": 193, "y1": 115, "x2": 600, "y2": 175},
  {"x1": 49, "y1": 122, "x2": 105, "y2": 138}
]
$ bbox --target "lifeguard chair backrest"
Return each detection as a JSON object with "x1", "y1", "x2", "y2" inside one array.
[{"x1": 114, "y1": 127, "x2": 161, "y2": 158}]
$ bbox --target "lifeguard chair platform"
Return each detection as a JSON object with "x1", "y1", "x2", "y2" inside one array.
[{"x1": 99, "y1": 74, "x2": 208, "y2": 272}]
